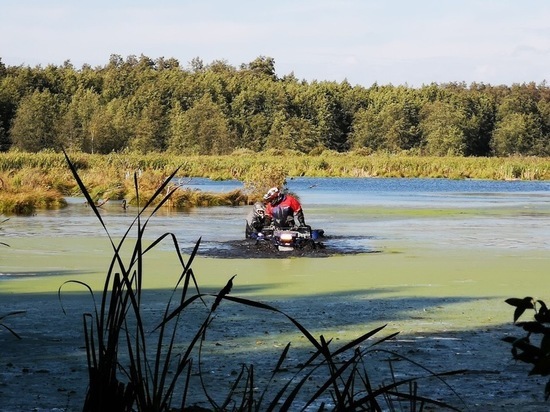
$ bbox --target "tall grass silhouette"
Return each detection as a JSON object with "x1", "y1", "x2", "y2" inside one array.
[
  {"x1": 58, "y1": 150, "x2": 464, "y2": 411},
  {"x1": 0, "y1": 218, "x2": 24, "y2": 341}
]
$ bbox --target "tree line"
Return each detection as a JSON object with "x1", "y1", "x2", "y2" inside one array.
[{"x1": 0, "y1": 54, "x2": 549, "y2": 156}]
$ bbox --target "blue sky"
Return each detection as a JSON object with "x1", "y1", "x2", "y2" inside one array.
[{"x1": 1, "y1": 0, "x2": 549, "y2": 87}]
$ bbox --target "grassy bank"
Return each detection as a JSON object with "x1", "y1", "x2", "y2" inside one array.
[
  {"x1": 1, "y1": 150, "x2": 550, "y2": 214},
  {"x1": 2, "y1": 150, "x2": 550, "y2": 180}
]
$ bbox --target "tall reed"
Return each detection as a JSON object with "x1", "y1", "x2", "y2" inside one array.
[
  {"x1": 2, "y1": 151, "x2": 550, "y2": 181},
  {"x1": 0, "y1": 311, "x2": 25, "y2": 340},
  {"x1": 0, "y1": 219, "x2": 25, "y2": 340}
]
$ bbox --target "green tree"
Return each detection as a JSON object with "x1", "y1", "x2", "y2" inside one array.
[
  {"x1": 11, "y1": 89, "x2": 62, "y2": 151},
  {"x1": 370, "y1": 100, "x2": 421, "y2": 152},
  {"x1": 41, "y1": 62, "x2": 79, "y2": 99},
  {"x1": 130, "y1": 98, "x2": 167, "y2": 153},
  {"x1": 0, "y1": 58, "x2": 6, "y2": 79},
  {"x1": 288, "y1": 117, "x2": 319, "y2": 153},
  {"x1": 491, "y1": 113, "x2": 544, "y2": 156},
  {"x1": 88, "y1": 98, "x2": 134, "y2": 153},
  {"x1": 307, "y1": 82, "x2": 353, "y2": 152},
  {"x1": 101, "y1": 54, "x2": 142, "y2": 101},
  {"x1": 241, "y1": 56, "x2": 277, "y2": 80},
  {"x1": 460, "y1": 90, "x2": 496, "y2": 156},
  {"x1": 498, "y1": 83, "x2": 540, "y2": 117},
  {"x1": 78, "y1": 63, "x2": 104, "y2": 94},
  {"x1": 491, "y1": 85, "x2": 547, "y2": 156},
  {"x1": 168, "y1": 94, "x2": 231, "y2": 154},
  {"x1": 265, "y1": 110, "x2": 291, "y2": 150},
  {"x1": 266, "y1": 111, "x2": 319, "y2": 153},
  {"x1": 59, "y1": 87, "x2": 102, "y2": 152},
  {"x1": 350, "y1": 106, "x2": 386, "y2": 152},
  {"x1": 0, "y1": 67, "x2": 44, "y2": 149},
  {"x1": 3, "y1": 55, "x2": 550, "y2": 157},
  {"x1": 0, "y1": 81, "x2": 16, "y2": 151},
  {"x1": 420, "y1": 100, "x2": 467, "y2": 156},
  {"x1": 537, "y1": 98, "x2": 550, "y2": 154},
  {"x1": 230, "y1": 78, "x2": 284, "y2": 151},
  {"x1": 167, "y1": 100, "x2": 186, "y2": 151}
]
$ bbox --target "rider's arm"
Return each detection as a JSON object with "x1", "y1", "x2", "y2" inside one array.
[
  {"x1": 264, "y1": 205, "x2": 273, "y2": 226},
  {"x1": 295, "y1": 209, "x2": 306, "y2": 227},
  {"x1": 287, "y1": 196, "x2": 306, "y2": 226},
  {"x1": 288, "y1": 196, "x2": 302, "y2": 213}
]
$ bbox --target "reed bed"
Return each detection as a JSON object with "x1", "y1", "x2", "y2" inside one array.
[
  {"x1": 2, "y1": 151, "x2": 550, "y2": 181},
  {"x1": 57, "y1": 151, "x2": 464, "y2": 411},
  {"x1": 0, "y1": 169, "x2": 67, "y2": 215},
  {"x1": 1, "y1": 150, "x2": 549, "y2": 214}
]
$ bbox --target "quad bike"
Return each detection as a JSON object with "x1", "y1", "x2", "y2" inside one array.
[{"x1": 257, "y1": 225, "x2": 325, "y2": 252}]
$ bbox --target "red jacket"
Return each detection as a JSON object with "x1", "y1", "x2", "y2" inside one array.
[{"x1": 265, "y1": 194, "x2": 302, "y2": 227}]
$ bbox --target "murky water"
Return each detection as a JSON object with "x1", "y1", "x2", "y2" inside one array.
[
  {"x1": 2, "y1": 177, "x2": 550, "y2": 410},
  {"x1": 2, "y1": 176, "x2": 550, "y2": 307}
]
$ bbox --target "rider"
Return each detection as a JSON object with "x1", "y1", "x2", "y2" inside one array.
[
  {"x1": 263, "y1": 187, "x2": 307, "y2": 228},
  {"x1": 245, "y1": 201, "x2": 267, "y2": 238}
]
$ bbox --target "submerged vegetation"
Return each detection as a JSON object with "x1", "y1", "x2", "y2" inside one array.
[
  {"x1": 1, "y1": 150, "x2": 549, "y2": 215},
  {"x1": 58, "y1": 151, "x2": 464, "y2": 411}
]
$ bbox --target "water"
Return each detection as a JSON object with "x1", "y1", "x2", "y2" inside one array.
[
  {"x1": 2, "y1": 176, "x2": 549, "y2": 290},
  {"x1": 3, "y1": 177, "x2": 550, "y2": 409},
  {"x1": 3, "y1": 177, "x2": 550, "y2": 253},
  {"x1": 289, "y1": 177, "x2": 550, "y2": 253},
  {"x1": 186, "y1": 175, "x2": 550, "y2": 208},
  {"x1": 1, "y1": 176, "x2": 549, "y2": 287}
]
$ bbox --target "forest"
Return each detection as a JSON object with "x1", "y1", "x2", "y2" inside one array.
[{"x1": 0, "y1": 54, "x2": 549, "y2": 157}]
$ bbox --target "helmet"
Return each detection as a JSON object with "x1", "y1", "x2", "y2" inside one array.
[
  {"x1": 263, "y1": 187, "x2": 280, "y2": 205},
  {"x1": 253, "y1": 202, "x2": 265, "y2": 217}
]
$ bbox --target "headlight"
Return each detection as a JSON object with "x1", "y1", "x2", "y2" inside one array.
[{"x1": 280, "y1": 233, "x2": 293, "y2": 242}]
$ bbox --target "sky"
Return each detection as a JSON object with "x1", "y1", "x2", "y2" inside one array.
[{"x1": 1, "y1": 0, "x2": 549, "y2": 88}]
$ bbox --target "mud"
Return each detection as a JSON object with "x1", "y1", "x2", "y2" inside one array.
[{"x1": 192, "y1": 235, "x2": 380, "y2": 259}]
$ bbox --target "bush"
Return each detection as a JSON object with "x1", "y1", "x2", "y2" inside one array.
[{"x1": 504, "y1": 297, "x2": 550, "y2": 400}]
